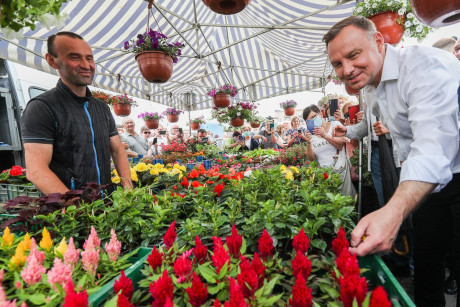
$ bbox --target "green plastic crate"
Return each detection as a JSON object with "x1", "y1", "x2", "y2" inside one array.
[
  {"x1": 0, "y1": 183, "x2": 9, "y2": 202},
  {"x1": 9, "y1": 184, "x2": 42, "y2": 199},
  {"x1": 88, "y1": 247, "x2": 152, "y2": 307},
  {"x1": 359, "y1": 255, "x2": 415, "y2": 307}
]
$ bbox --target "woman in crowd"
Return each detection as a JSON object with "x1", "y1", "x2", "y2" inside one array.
[
  {"x1": 241, "y1": 126, "x2": 260, "y2": 150},
  {"x1": 286, "y1": 116, "x2": 308, "y2": 147},
  {"x1": 276, "y1": 124, "x2": 288, "y2": 149}
]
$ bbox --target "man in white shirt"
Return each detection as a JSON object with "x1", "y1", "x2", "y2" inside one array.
[{"x1": 326, "y1": 16, "x2": 460, "y2": 306}]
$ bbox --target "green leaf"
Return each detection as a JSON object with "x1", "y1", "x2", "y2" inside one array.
[
  {"x1": 240, "y1": 237, "x2": 247, "y2": 254},
  {"x1": 263, "y1": 293, "x2": 283, "y2": 306},
  {"x1": 311, "y1": 239, "x2": 327, "y2": 251},
  {"x1": 218, "y1": 261, "x2": 229, "y2": 280},
  {"x1": 263, "y1": 275, "x2": 279, "y2": 296},
  {"x1": 338, "y1": 206, "x2": 354, "y2": 216},
  {"x1": 197, "y1": 265, "x2": 217, "y2": 284},
  {"x1": 207, "y1": 285, "x2": 220, "y2": 295},
  {"x1": 103, "y1": 294, "x2": 119, "y2": 307},
  {"x1": 28, "y1": 294, "x2": 47, "y2": 305}
]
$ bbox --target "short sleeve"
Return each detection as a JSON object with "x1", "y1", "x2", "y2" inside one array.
[{"x1": 20, "y1": 100, "x2": 56, "y2": 144}]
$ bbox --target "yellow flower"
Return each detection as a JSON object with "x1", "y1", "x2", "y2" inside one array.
[
  {"x1": 147, "y1": 163, "x2": 155, "y2": 169},
  {"x1": 21, "y1": 233, "x2": 31, "y2": 251},
  {"x1": 178, "y1": 173, "x2": 183, "y2": 180},
  {"x1": 130, "y1": 169, "x2": 138, "y2": 182},
  {"x1": 1, "y1": 227, "x2": 14, "y2": 248},
  {"x1": 150, "y1": 168, "x2": 159, "y2": 176},
  {"x1": 134, "y1": 162, "x2": 149, "y2": 172},
  {"x1": 10, "y1": 238, "x2": 28, "y2": 268},
  {"x1": 39, "y1": 227, "x2": 53, "y2": 251},
  {"x1": 112, "y1": 176, "x2": 121, "y2": 184},
  {"x1": 55, "y1": 237, "x2": 67, "y2": 257},
  {"x1": 169, "y1": 168, "x2": 181, "y2": 176},
  {"x1": 285, "y1": 170, "x2": 294, "y2": 180},
  {"x1": 280, "y1": 165, "x2": 287, "y2": 171},
  {"x1": 290, "y1": 166, "x2": 299, "y2": 174},
  {"x1": 112, "y1": 169, "x2": 119, "y2": 176},
  {"x1": 154, "y1": 163, "x2": 164, "y2": 169}
]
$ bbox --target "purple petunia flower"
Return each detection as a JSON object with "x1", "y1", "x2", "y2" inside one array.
[{"x1": 123, "y1": 41, "x2": 130, "y2": 50}]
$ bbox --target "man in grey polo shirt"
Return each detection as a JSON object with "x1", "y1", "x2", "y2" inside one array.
[{"x1": 120, "y1": 118, "x2": 152, "y2": 158}]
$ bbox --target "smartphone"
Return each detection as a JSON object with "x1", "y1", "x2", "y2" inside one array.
[
  {"x1": 306, "y1": 119, "x2": 315, "y2": 135},
  {"x1": 153, "y1": 137, "x2": 157, "y2": 145},
  {"x1": 202, "y1": 137, "x2": 208, "y2": 143},
  {"x1": 178, "y1": 128, "x2": 183, "y2": 134},
  {"x1": 269, "y1": 123, "x2": 274, "y2": 130},
  {"x1": 159, "y1": 130, "x2": 166, "y2": 135},
  {"x1": 348, "y1": 105, "x2": 359, "y2": 123},
  {"x1": 297, "y1": 129, "x2": 302, "y2": 134},
  {"x1": 329, "y1": 99, "x2": 339, "y2": 118},
  {"x1": 238, "y1": 135, "x2": 244, "y2": 141}
]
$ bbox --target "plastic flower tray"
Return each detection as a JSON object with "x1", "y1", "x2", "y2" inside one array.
[
  {"x1": 0, "y1": 183, "x2": 42, "y2": 202},
  {"x1": 359, "y1": 255, "x2": 415, "y2": 307},
  {"x1": 88, "y1": 247, "x2": 152, "y2": 307}
]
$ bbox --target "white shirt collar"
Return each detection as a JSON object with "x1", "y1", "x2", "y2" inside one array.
[{"x1": 379, "y1": 44, "x2": 400, "y2": 83}]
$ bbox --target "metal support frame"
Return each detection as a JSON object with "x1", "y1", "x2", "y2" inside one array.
[{"x1": 358, "y1": 88, "x2": 364, "y2": 220}]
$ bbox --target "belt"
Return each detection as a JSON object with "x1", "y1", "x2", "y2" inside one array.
[{"x1": 371, "y1": 139, "x2": 392, "y2": 147}]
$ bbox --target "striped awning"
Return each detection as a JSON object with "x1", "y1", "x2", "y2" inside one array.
[{"x1": 0, "y1": 0, "x2": 355, "y2": 110}]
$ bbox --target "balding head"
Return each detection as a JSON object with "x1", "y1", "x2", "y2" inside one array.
[{"x1": 432, "y1": 37, "x2": 456, "y2": 52}]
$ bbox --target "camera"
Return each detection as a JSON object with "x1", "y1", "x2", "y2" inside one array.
[
  {"x1": 159, "y1": 130, "x2": 166, "y2": 135},
  {"x1": 153, "y1": 137, "x2": 157, "y2": 145},
  {"x1": 238, "y1": 135, "x2": 244, "y2": 141},
  {"x1": 201, "y1": 137, "x2": 208, "y2": 144},
  {"x1": 178, "y1": 128, "x2": 183, "y2": 134},
  {"x1": 298, "y1": 129, "x2": 302, "y2": 134}
]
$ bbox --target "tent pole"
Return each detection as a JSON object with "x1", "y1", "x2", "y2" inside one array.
[{"x1": 358, "y1": 89, "x2": 364, "y2": 220}]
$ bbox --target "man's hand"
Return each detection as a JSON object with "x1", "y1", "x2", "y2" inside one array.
[
  {"x1": 334, "y1": 110, "x2": 342, "y2": 121},
  {"x1": 333, "y1": 125, "x2": 347, "y2": 137},
  {"x1": 314, "y1": 127, "x2": 326, "y2": 138},
  {"x1": 373, "y1": 121, "x2": 390, "y2": 136},
  {"x1": 262, "y1": 136, "x2": 267, "y2": 142},
  {"x1": 356, "y1": 111, "x2": 364, "y2": 123},
  {"x1": 305, "y1": 131, "x2": 312, "y2": 144}
]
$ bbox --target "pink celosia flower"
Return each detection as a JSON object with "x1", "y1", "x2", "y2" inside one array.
[
  {"x1": 27, "y1": 238, "x2": 45, "y2": 265},
  {"x1": 83, "y1": 226, "x2": 101, "y2": 250},
  {"x1": 0, "y1": 269, "x2": 4, "y2": 284},
  {"x1": 64, "y1": 238, "x2": 80, "y2": 268},
  {"x1": 81, "y1": 240, "x2": 100, "y2": 277},
  {"x1": 0, "y1": 284, "x2": 17, "y2": 306},
  {"x1": 63, "y1": 279, "x2": 88, "y2": 307},
  {"x1": 47, "y1": 257, "x2": 73, "y2": 291},
  {"x1": 21, "y1": 249, "x2": 46, "y2": 286},
  {"x1": 15, "y1": 281, "x2": 21, "y2": 289},
  {"x1": 163, "y1": 221, "x2": 177, "y2": 250},
  {"x1": 104, "y1": 229, "x2": 122, "y2": 262}
]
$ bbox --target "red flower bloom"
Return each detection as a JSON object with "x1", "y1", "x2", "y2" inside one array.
[
  {"x1": 251, "y1": 253, "x2": 265, "y2": 288},
  {"x1": 171, "y1": 192, "x2": 186, "y2": 198},
  {"x1": 190, "y1": 169, "x2": 200, "y2": 178},
  {"x1": 370, "y1": 286, "x2": 391, "y2": 307},
  {"x1": 185, "y1": 272, "x2": 208, "y2": 307},
  {"x1": 206, "y1": 180, "x2": 215, "y2": 185},
  {"x1": 113, "y1": 271, "x2": 133, "y2": 300},
  {"x1": 339, "y1": 274, "x2": 368, "y2": 307},
  {"x1": 289, "y1": 274, "x2": 313, "y2": 307},
  {"x1": 214, "y1": 183, "x2": 225, "y2": 197},
  {"x1": 292, "y1": 251, "x2": 312, "y2": 281},
  {"x1": 336, "y1": 249, "x2": 360, "y2": 278},
  {"x1": 219, "y1": 174, "x2": 226, "y2": 180},
  {"x1": 194, "y1": 236, "x2": 208, "y2": 264},
  {"x1": 212, "y1": 237, "x2": 230, "y2": 274},
  {"x1": 192, "y1": 181, "x2": 204, "y2": 188},
  {"x1": 180, "y1": 177, "x2": 189, "y2": 188},
  {"x1": 63, "y1": 279, "x2": 88, "y2": 307},
  {"x1": 149, "y1": 270, "x2": 174, "y2": 307},
  {"x1": 174, "y1": 252, "x2": 192, "y2": 283},
  {"x1": 332, "y1": 226, "x2": 350, "y2": 257},
  {"x1": 258, "y1": 229, "x2": 274, "y2": 261},
  {"x1": 237, "y1": 257, "x2": 259, "y2": 299},
  {"x1": 148, "y1": 246, "x2": 163, "y2": 273},
  {"x1": 323, "y1": 172, "x2": 329, "y2": 179},
  {"x1": 163, "y1": 221, "x2": 177, "y2": 250},
  {"x1": 117, "y1": 294, "x2": 134, "y2": 307},
  {"x1": 226, "y1": 223, "x2": 242, "y2": 258},
  {"x1": 9, "y1": 166, "x2": 23, "y2": 176},
  {"x1": 164, "y1": 296, "x2": 173, "y2": 307},
  {"x1": 292, "y1": 228, "x2": 310, "y2": 255},
  {"x1": 213, "y1": 298, "x2": 222, "y2": 307},
  {"x1": 224, "y1": 277, "x2": 248, "y2": 307}
]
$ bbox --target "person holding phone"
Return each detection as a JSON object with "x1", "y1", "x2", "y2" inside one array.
[
  {"x1": 257, "y1": 121, "x2": 279, "y2": 149},
  {"x1": 286, "y1": 116, "x2": 308, "y2": 147},
  {"x1": 224, "y1": 131, "x2": 246, "y2": 150},
  {"x1": 167, "y1": 124, "x2": 184, "y2": 144},
  {"x1": 151, "y1": 128, "x2": 168, "y2": 155},
  {"x1": 197, "y1": 129, "x2": 214, "y2": 145}
]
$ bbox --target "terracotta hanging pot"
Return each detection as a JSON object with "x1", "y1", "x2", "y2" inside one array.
[
  {"x1": 213, "y1": 93, "x2": 231, "y2": 108},
  {"x1": 202, "y1": 0, "x2": 251, "y2": 15},
  {"x1": 345, "y1": 84, "x2": 360, "y2": 96},
  {"x1": 113, "y1": 103, "x2": 131, "y2": 116},
  {"x1": 191, "y1": 122, "x2": 201, "y2": 130},
  {"x1": 410, "y1": 0, "x2": 460, "y2": 27},
  {"x1": 230, "y1": 117, "x2": 244, "y2": 127},
  {"x1": 145, "y1": 118, "x2": 159, "y2": 129},
  {"x1": 250, "y1": 122, "x2": 260, "y2": 129},
  {"x1": 369, "y1": 11, "x2": 405, "y2": 45},
  {"x1": 167, "y1": 114, "x2": 179, "y2": 123},
  {"x1": 135, "y1": 51, "x2": 173, "y2": 83},
  {"x1": 284, "y1": 107, "x2": 295, "y2": 116}
]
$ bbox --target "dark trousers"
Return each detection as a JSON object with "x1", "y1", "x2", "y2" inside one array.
[{"x1": 413, "y1": 173, "x2": 460, "y2": 307}]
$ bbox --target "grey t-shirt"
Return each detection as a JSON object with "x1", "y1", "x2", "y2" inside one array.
[
  {"x1": 258, "y1": 130, "x2": 279, "y2": 149},
  {"x1": 121, "y1": 132, "x2": 149, "y2": 155}
]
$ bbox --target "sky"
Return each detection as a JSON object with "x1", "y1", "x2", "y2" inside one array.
[{"x1": 11, "y1": 23, "x2": 460, "y2": 134}]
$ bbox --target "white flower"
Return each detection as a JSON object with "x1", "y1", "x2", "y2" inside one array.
[
  {"x1": 416, "y1": 25, "x2": 423, "y2": 33},
  {"x1": 365, "y1": 3, "x2": 370, "y2": 9},
  {"x1": 357, "y1": 6, "x2": 363, "y2": 13},
  {"x1": 407, "y1": 12, "x2": 414, "y2": 19},
  {"x1": 404, "y1": 29, "x2": 411, "y2": 36},
  {"x1": 237, "y1": 106, "x2": 242, "y2": 111},
  {"x1": 398, "y1": 8, "x2": 405, "y2": 15},
  {"x1": 237, "y1": 112, "x2": 241, "y2": 116},
  {"x1": 405, "y1": 20, "x2": 412, "y2": 27},
  {"x1": 364, "y1": 0, "x2": 369, "y2": 4},
  {"x1": 244, "y1": 170, "x2": 253, "y2": 177},
  {"x1": 372, "y1": 3, "x2": 377, "y2": 8}
]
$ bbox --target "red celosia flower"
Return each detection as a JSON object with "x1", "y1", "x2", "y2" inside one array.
[
  {"x1": 113, "y1": 271, "x2": 133, "y2": 300},
  {"x1": 163, "y1": 221, "x2": 177, "y2": 250},
  {"x1": 213, "y1": 298, "x2": 222, "y2": 307},
  {"x1": 370, "y1": 286, "x2": 391, "y2": 307},
  {"x1": 192, "y1": 181, "x2": 204, "y2": 188},
  {"x1": 180, "y1": 177, "x2": 189, "y2": 188},
  {"x1": 148, "y1": 246, "x2": 163, "y2": 273},
  {"x1": 226, "y1": 223, "x2": 242, "y2": 258},
  {"x1": 214, "y1": 183, "x2": 225, "y2": 197},
  {"x1": 224, "y1": 277, "x2": 248, "y2": 307},
  {"x1": 251, "y1": 253, "x2": 265, "y2": 288},
  {"x1": 63, "y1": 279, "x2": 88, "y2": 307},
  {"x1": 185, "y1": 272, "x2": 208, "y2": 307},
  {"x1": 164, "y1": 296, "x2": 173, "y2": 307},
  {"x1": 9, "y1": 166, "x2": 24, "y2": 176},
  {"x1": 292, "y1": 228, "x2": 310, "y2": 255},
  {"x1": 332, "y1": 226, "x2": 350, "y2": 257},
  {"x1": 339, "y1": 274, "x2": 368, "y2": 307},
  {"x1": 292, "y1": 251, "x2": 312, "y2": 281},
  {"x1": 237, "y1": 257, "x2": 259, "y2": 299},
  {"x1": 117, "y1": 294, "x2": 134, "y2": 307},
  {"x1": 258, "y1": 229, "x2": 274, "y2": 261},
  {"x1": 206, "y1": 180, "x2": 215, "y2": 185},
  {"x1": 174, "y1": 252, "x2": 192, "y2": 283},
  {"x1": 194, "y1": 236, "x2": 208, "y2": 264},
  {"x1": 212, "y1": 237, "x2": 230, "y2": 274},
  {"x1": 289, "y1": 274, "x2": 313, "y2": 307},
  {"x1": 323, "y1": 173, "x2": 329, "y2": 179},
  {"x1": 336, "y1": 249, "x2": 360, "y2": 278},
  {"x1": 149, "y1": 270, "x2": 174, "y2": 307},
  {"x1": 190, "y1": 169, "x2": 200, "y2": 178}
]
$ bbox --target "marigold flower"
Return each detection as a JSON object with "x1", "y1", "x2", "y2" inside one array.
[
  {"x1": 214, "y1": 183, "x2": 225, "y2": 196},
  {"x1": 258, "y1": 229, "x2": 274, "y2": 261},
  {"x1": 224, "y1": 277, "x2": 248, "y2": 307},
  {"x1": 292, "y1": 228, "x2": 310, "y2": 255},
  {"x1": 370, "y1": 286, "x2": 391, "y2": 307},
  {"x1": 186, "y1": 272, "x2": 208, "y2": 307},
  {"x1": 237, "y1": 257, "x2": 259, "y2": 299},
  {"x1": 163, "y1": 221, "x2": 177, "y2": 250},
  {"x1": 174, "y1": 251, "x2": 192, "y2": 283},
  {"x1": 212, "y1": 237, "x2": 230, "y2": 275},
  {"x1": 226, "y1": 223, "x2": 242, "y2": 258},
  {"x1": 332, "y1": 226, "x2": 349, "y2": 257},
  {"x1": 130, "y1": 169, "x2": 138, "y2": 182},
  {"x1": 105, "y1": 229, "x2": 122, "y2": 262},
  {"x1": 63, "y1": 279, "x2": 88, "y2": 307},
  {"x1": 64, "y1": 238, "x2": 80, "y2": 268},
  {"x1": 83, "y1": 226, "x2": 101, "y2": 250},
  {"x1": 55, "y1": 237, "x2": 68, "y2": 257},
  {"x1": 193, "y1": 236, "x2": 207, "y2": 264},
  {"x1": 81, "y1": 240, "x2": 100, "y2": 276},
  {"x1": 149, "y1": 270, "x2": 174, "y2": 307},
  {"x1": 114, "y1": 271, "x2": 134, "y2": 300},
  {"x1": 47, "y1": 257, "x2": 73, "y2": 291},
  {"x1": 289, "y1": 274, "x2": 313, "y2": 307},
  {"x1": 112, "y1": 176, "x2": 121, "y2": 184},
  {"x1": 292, "y1": 251, "x2": 312, "y2": 281},
  {"x1": 1, "y1": 227, "x2": 14, "y2": 248},
  {"x1": 148, "y1": 246, "x2": 163, "y2": 273}
]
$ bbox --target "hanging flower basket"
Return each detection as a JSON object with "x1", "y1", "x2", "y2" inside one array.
[
  {"x1": 113, "y1": 103, "x2": 131, "y2": 116},
  {"x1": 190, "y1": 122, "x2": 201, "y2": 130},
  {"x1": 202, "y1": 0, "x2": 251, "y2": 15},
  {"x1": 230, "y1": 117, "x2": 244, "y2": 127},
  {"x1": 284, "y1": 107, "x2": 295, "y2": 116},
  {"x1": 250, "y1": 122, "x2": 261, "y2": 129},
  {"x1": 135, "y1": 51, "x2": 173, "y2": 83},
  {"x1": 368, "y1": 11, "x2": 405, "y2": 45},
  {"x1": 145, "y1": 119, "x2": 159, "y2": 129},
  {"x1": 213, "y1": 93, "x2": 231, "y2": 108},
  {"x1": 410, "y1": 0, "x2": 460, "y2": 27},
  {"x1": 162, "y1": 107, "x2": 184, "y2": 123},
  {"x1": 167, "y1": 114, "x2": 179, "y2": 123}
]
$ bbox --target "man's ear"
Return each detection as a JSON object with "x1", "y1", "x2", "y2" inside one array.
[
  {"x1": 374, "y1": 32, "x2": 385, "y2": 53},
  {"x1": 45, "y1": 53, "x2": 59, "y2": 69}
]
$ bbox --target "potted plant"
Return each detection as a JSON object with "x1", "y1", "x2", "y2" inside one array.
[
  {"x1": 123, "y1": 28, "x2": 184, "y2": 83},
  {"x1": 138, "y1": 112, "x2": 163, "y2": 129},
  {"x1": 207, "y1": 83, "x2": 239, "y2": 108},
  {"x1": 410, "y1": 0, "x2": 460, "y2": 27},
  {"x1": 212, "y1": 101, "x2": 256, "y2": 127},
  {"x1": 91, "y1": 90, "x2": 113, "y2": 105},
  {"x1": 202, "y1": 0, "x2": 251, "y2": 15},
  {"x1": 249, "y1": 113, "x2": 264, "y2": 129},
  {"x1": 162, "y1": 107, "x2": 184, "y2": 123},
  {"x1": 280, "y1": 100, "x2": 297, "y2": 116},
  {"x1": 353, "y1": 0, "x2": 432, "y2": 45},
  {"x1": 111, "y1": 94, "x2": 137, "y2": 116},
  {"x1": 187, "y1": 115, "x2": 206, "y2": 130}
]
